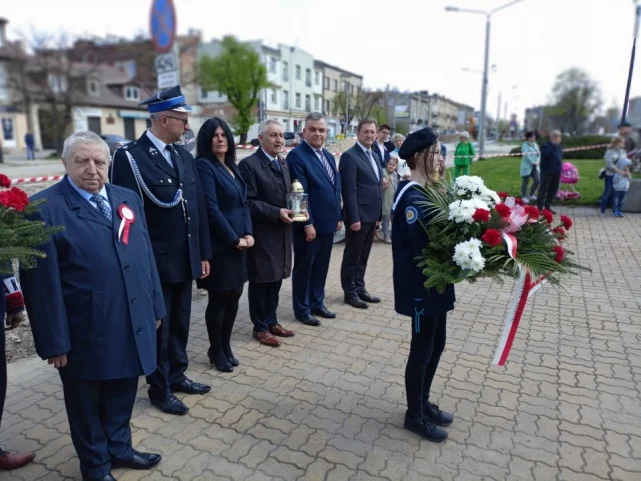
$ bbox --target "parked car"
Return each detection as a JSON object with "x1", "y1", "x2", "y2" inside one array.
[
  {"x1": 101, "y1": 134, "x2": 132, "y2": 156},
  {"x1": 248, "y1": 131, "x2": 298, "y2": 147}
]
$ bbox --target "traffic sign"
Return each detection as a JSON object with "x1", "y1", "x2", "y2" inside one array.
[
  {"x1": 149, "y1": 0, "x2": 176, "y2": 53},
  {"x1": 156, "y1": 46, "x2": 180, "y2": 89}
]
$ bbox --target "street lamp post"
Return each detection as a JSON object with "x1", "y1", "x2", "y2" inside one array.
[
  {"x1": 446, "y1": 0, "x2": 524, "y2": 158},
  {"x1": 621, "y1": 0, "x2": 641, "y2": 124},
  {"x1": 340, "y1": 73, "x2": 350, "y2": 134}
]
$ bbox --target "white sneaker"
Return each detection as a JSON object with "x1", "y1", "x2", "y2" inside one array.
[{"x1": 522, "y1": 197, "x2": 530, "y2": 204}]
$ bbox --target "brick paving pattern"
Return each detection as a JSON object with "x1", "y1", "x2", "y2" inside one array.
[{"x1": 1, "y1": 207, "x2": 640, "y2": 481}]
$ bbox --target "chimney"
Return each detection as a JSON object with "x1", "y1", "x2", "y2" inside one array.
[{"x1": 0, "y1": 18, "x2": 7, "y2": 48}]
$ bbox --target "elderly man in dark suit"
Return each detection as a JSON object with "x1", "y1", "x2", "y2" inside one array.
[
  {"x1": 20, "y1": 131, "x2": 164, "y2": 481},
  {"x1": 340, "y1": 119, "x2": 384, "y2": 309},
  {"x1": 287, "y1": 113, "x2": 342, "y2": 326},
  {"x1": 110, "y1": 86, "x2": 212, "y2": 416},
  {"x1": 239, "y1": 120, "x2": 297, "y2": 347}
]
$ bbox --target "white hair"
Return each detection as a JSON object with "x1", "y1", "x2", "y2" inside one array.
[
  {"x1": 459, "y1": 131, "x2": 470, "y2": 139},
  {"x1": 62, "y1": 131, "x2": 111, "y2": 162},
  {"x1": 550, "y1": 129, "x2": 562, "y2": 137},
  {"x1": 258, "y1": 119, "x2": 283, "y2": 136}
]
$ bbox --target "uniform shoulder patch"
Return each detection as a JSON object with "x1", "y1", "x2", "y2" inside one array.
[{"x1": 405, "y1": 206, "x2": 418, "y2": 224}]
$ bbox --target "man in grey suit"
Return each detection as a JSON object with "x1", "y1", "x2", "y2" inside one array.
[{"x1": 339, "y1": 119, "x2": 384, "y2": 309}]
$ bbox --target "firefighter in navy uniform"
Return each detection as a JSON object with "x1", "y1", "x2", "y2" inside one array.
[
  {"x1": 393, "y1": 127, "x2": 456, "y2": 442},
  {"x1": 110, "y1": 86, "x2": 212, "y2": 416}
]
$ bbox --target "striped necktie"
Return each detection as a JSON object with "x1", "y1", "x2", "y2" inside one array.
[{"x1": 315, "y1": 149, "x2": 335, "y2": 184}]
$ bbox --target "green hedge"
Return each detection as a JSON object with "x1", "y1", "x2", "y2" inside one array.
[{"x1": 509, "y1": 135, "x2": 611, "y2": 160}]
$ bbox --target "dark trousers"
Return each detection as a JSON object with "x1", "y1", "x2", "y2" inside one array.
[
  {"x1": 205, "y1": 286, "x2": 243, "y2": 364},
  {"x1": 537, "y1": 172, "x2": 561, "y2": 210},
  {"x1": 147, "y1": 280, "x2": 192, "y2": 398},
  {"x1": 600, "y1": 175, "x2": 614, "y2": 213},
  {"x1": 248, "y1": 280, "x2": 282, "y2": 332},
  {"x1": 0, "y1": 325, "x2": 6, "y2": 437},
  {"x1": 60, "y1": 374, "x2": 138, "y2": 479},
  {"x1": 405, "y1": 313, "x2": 447, "y2": 419},
  {"x1": 26, "y1": 146, "x2": 35, "y2": 160},
  {"x1": 613, "y1": 190, "x2": 628, "y2": 214},
  {"x1": 292, "y1": 231, "x2": 334, "y2": 317},
  {"x1": 521, "y1": 169, "x2": 540, "y2": 198},
  {"x1": 341, "y1": 222, "x2": 376, "y2": 299}
]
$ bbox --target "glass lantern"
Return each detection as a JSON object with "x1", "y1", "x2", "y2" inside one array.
[{"x1": 287, "y1": 179, "x2": 309, "y2": 222}]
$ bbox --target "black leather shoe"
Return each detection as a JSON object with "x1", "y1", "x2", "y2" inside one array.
[
  {"x1": 149, "y1": 392, "x2": 189, "y2": 415},
  {"x1": 312, "y1": 307, "x2": 336, "y2": 319},
  {"x1": 344, "y1": 296, "x2": 368, "y2": 309},
  {"x1": 207, "y1": 348, "x2": 234, "y2": 373},
  {"x1": 295, "y1": 314, "x2": 321, "y2": 327},
  {"x1": 112, "y1": 451, "x2": 161, "y2": 470},
  {"x1": 424, "y1": 402, "x2": 454, "y2": 427},
  {"x1": 227, "y1": 356, "x2": 239, "y2": 367},
  {"x1": 404, "y1": 413, "x2": 448, "y2": 443},
  {"x1": 83, "y1": 474, "x2": 117, "y2": 481},
  {"x1": 358, "y1": 291, "x2": 381, "y2": 303},
  {"x1": 171, "y1": 378, "x2": 211, "y2": 395}
]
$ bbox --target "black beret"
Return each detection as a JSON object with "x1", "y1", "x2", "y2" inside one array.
[
  {"x1": 398, "y1": 127, "x2": 438, "y2": 160},
  {"x1": 618, "y1": 121, "x2": 632, "y2": 128}
]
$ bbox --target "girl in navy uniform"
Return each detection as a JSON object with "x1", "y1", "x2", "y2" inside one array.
[{"x1": 393, "y1": 128, "x2": 456, "y2": 442}]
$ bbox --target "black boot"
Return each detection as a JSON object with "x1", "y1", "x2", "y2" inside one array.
[
  {"x1": 404, "y1": 413, "x2": 448, "y2": 442},
  {"x1": 207, "y1": 346, "x2": 233, "y2": 372},
  {"x1": 221, "y1": 315, "x2": 239, "y2": 367}
]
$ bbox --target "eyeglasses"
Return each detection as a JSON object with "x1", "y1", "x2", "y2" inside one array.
[{"x1": 164, "y1": 115, "x2": 188, "y2": 126}]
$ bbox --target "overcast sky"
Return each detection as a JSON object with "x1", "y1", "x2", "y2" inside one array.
[{"x1": 3, "y1": 0, "x2": 640, "y2": 121}]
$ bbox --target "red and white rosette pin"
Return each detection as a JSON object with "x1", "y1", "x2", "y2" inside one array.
[{"x1": 118, "y1": 204, "x2": 135, "y2": 245}]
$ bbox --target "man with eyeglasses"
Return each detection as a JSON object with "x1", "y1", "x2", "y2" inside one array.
[
  {"x1": 375, "y1": 124, "x2": 392, "y2": 168},
  {"x1": 110, "y1": 85, "x2": 212, "y2": 416}
]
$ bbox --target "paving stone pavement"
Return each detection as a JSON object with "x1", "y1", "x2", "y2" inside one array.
[{"x1": 2, "y1": 207, "x2": 641, "y2": 481}]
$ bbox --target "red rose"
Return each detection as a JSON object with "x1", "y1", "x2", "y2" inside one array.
[
  {"x1": 472, "y1": 208, "x2": 491, "y2": 223},
  {"x1": 552, "y1": 245, "x2": 565, "y2": 263},
  {"x1": 481, "y1": 229, "x2": 503, "y2": 247},
  {"x1": 0, "y1": 174, "x2": 10, "y2": 189},
  {"x1": 553, "y1": 227, "x2": 566, "y2": 240},
  {"x1": 542, "y1": 209, "x2": 554, "y2": 224},
  {"x1": 525, "y1": 206, "x2": 540, "y2": 219},
  {"x1": 0, "y1": 187, "x2": 29, "y2": 212},
  {"x1": 494, "y1": 203, "x2": 511, "y2": 218},
  {"x1": 497, "y1": 192, "x2": 509, "y2": 200},
  {"x1": 514, "y1": 197, "x2": 524, "y2": 206},
  {"x1": 560, "y1": 215, "x2": 573, "y2": 230}
]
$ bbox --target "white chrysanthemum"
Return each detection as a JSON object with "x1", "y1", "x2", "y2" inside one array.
[
  {"x1": 454, "y1": 175, "x2": 485, "y2": 191},
  {"x1": 478, "y1": 186, "x2": 500, "y2": 207},
  {"x1": 452, "y1": 238, "x2": 486, "y2": 272},
  {"x1": 447, "y1": 198, "x2": 490, "y2": 224}
]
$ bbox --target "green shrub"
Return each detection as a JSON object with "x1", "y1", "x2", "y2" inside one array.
[{"x1": 509, "y1": 135, "x2": 611, "y2": 160}]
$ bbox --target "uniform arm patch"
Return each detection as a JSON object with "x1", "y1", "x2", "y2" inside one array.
[{"x1": 405, "y1": 206, "x2": 418, "y2": 224}]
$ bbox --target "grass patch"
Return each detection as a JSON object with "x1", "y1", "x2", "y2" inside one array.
[{"x1": 446, "y1": 157, "x2": 635, "y2": 206}]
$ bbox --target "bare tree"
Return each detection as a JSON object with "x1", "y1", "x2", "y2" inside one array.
[{"x1": 334, "y1": 89, "x2": 385, "y2": 133}]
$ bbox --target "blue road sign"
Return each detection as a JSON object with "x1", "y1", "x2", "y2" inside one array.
[{"x1": 150, "y1": 0, "x2": 176, "y2": 53}]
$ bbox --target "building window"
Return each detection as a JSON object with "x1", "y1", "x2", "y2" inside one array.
[
  {"x1": 283, "y1": 61, "x2": 289, "y2": 81},
  {"x1": 324, "y1": 77, "x2": 330, "y2": 90},
  {"x1": 305, "y1": 95, "x2": 311, "y2": 112},
  {"x1": 315, "y1": 71, "x2": 320, "y2": 86},
  {"x1": 269, "y1": 57, "x2": 276, "y2": 73},
  {"x1": 351, "y1": 84, "x2": 355, "y2": 94},
  {"x1": 356, "y1": 86, "x2": 360, "y2": 96},
  {"x1": 283, "y1": 90, "x2": 289, "y2": 110},
  {"x1": 124, "y1": 86, "x2": 140, "y2": 101},
  {"x1": 332, "y1": 79, "x2": 337, "y2": 92},
  {"x1": 324, "y1": 99, "x2": 330, "y2": 115},
  {"x1": 305, "y1": 68, "x2": 311, "y2": 87},
  {"x1": 342, "y1": 81, "x2": 349, "y2": 92},
  {"x1": 47, "y1": 73, "x2": 68, "y2": 94},
  {"x1": 87, "y1": 79, "x2": 100, "y2": 96},
  {"x1": 295, "y1": 93, "x2": 301, "y2": 108},
  {"x1": 296, "y1": 65, "x2": 301, "y2": 80},
  {"x1": 314, "y1": 97, "x2": 320, "y2": 111},
  {"x1": 271, "y1": 88, "x2": 277, "y2": 104}
]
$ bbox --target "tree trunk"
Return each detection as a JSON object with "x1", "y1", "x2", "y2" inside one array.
[{"x1": 239, "y1": 133, "x2": 247, "y2": 145}]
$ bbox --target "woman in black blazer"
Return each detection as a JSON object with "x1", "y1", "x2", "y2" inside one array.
[{"x1": 195, "y1": 118, "x2": 253, "y2": 372}]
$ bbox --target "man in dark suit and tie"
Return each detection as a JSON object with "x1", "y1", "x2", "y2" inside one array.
[
  {"x1": 20, "y1": 131, "x2": 164, "y2": 481},
  {"x1": 110, "y1": 86, "x2": 212, "y2": 416},
  {"x1": 238, "y1": 120, "x2": 297, "y2": 347},
  {"x1": 287, "y1": 113, "x2": 342, "y2": 326},
  {"x1": 340, "y1": 119, "x2": 384, "y2": 309}
]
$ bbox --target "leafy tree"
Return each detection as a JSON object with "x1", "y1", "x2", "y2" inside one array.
[
  {"x1": 197, "y1": 36, "x2": 271, "y2": 144},
  {"x1": 548, "y1": 68, "x2": 602, "y2": 135}
]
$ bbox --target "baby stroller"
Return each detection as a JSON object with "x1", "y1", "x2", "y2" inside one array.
[{"x1": 556, "y1": 162, "x2": 581, "y2": 201}]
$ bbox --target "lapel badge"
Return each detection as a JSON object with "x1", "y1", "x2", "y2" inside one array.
[{"x1": 149, "y1": 147, "x2": 158, "y2": 156}]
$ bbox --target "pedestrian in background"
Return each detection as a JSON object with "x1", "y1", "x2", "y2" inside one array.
[
  {"x1": 24, "y1": 132, "x2": 35, "y2": 160},
  {"x1": 382, "y1": 155, "x2": 400, "y2": 244},
  {"x1": 453, "y1": 132, "x2": 474, "y2": 178},
  {"x1": 520, "y1": 131, "x2": 540, "y2": 203},
  {"x1": 537, "y1": 130, "x2": 563, "y2": 213},
  {"x1": 600, "y1": 136, "x2": 628, "y2": 215},
  {"x1": 612, "y1": 151, "x2": 632, "y2": 218},
  {"x1": 195, "y1": 117, "x2": 253, "y2": 372}
]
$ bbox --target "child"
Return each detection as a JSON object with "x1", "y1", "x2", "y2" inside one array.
[
  {"x1": 612, "y1": 154, "x2": 632, "y2": 217},
  {"x1": 382, "y1": 156, "x2": 400, "y2": 244},
  {"x1": 453, "y1": 132, "x2": 475, "y2": 178}
]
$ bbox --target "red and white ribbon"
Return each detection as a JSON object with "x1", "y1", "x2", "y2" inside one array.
[
  {"x1": 10, "y1": 175, "x2": 63, "y2": 185},
  {"x1": 117, "y1": 204, "x2": 135, "y2": 245}
]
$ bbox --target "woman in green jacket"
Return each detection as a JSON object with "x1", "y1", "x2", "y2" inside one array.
[
  {"x1": 520, "y1": 131, "x2": 541, "y2": 203},
  {"x1": 453, "y1": 132, "x2": 475, "y2": 178}
]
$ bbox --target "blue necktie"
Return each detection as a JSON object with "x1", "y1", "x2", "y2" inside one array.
[
  {"x1": 273, "y1": 156, "x2": 281, "y2": 171},
  {"x1": 90, "y1": 194, "x2": 112, "y2": 221}
]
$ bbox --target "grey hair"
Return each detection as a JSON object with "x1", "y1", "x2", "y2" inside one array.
[
  {"x1": 392, "y1": 133, "x2": 405, "y2": 142},
  {"x1": 305, "y1": 112, "x2": 326, "y2": 123},
  {"x1": 62, "y1": 131, "x2": 110, "y2": 162},
  {"x1": 258, "y1": 119, "x2": 283, "y2": 136},
  {"x1": 550, "y1": 129, "x2": 562, "y2": 137}
]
